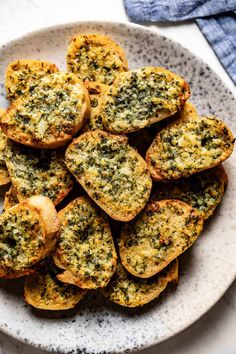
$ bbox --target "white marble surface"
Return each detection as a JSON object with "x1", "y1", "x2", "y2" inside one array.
[{"x1": 0, "y1": 1, "x2": 235, "y2": 353}]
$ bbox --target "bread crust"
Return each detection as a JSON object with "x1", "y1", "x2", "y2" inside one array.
[
  {"x1": 65, "y1": 130, "x2": 152, "y2": 221},
  {"x1": 1, "y1": 72, "x2": 90, "y2": 148},
  {"x1": 0, "y1": 196, "x2": 59, "y2": 278},
  {"x1": 151, "y1": 165, "x2": 228, "y2": 220},
  {"x1": 100, "y1": 259, "x2": 178, "y2": 308},
  {"x1": 5, "y1": 59, "x2": 58, "y2": 101},
  {"x1": 24, "y1": 258, "x2": 86, "y2": 310},
  {"x1": 3, "y1": 185, "x2": 19, "y2": 211},
  {"x1": 0, "y1": 108, "x2": 10, "y2": 185},
  {"x1": 67, "y1": 34, "x2": 128, "y2": 85},
  {"x1": 119, "y1": 200, "x2": 203, "y2": 278},
  {"x1": 146, "y1": 115, "x2": 235, "y2": 181},
  {"x1": 54, "y1": 196, "x2": 117, "y2": 289},
  {"x1": 5, "y1": 141, "x2": 74, "y2": 205},
  {"x1": 82, "y1": 82, "x2": 108, "y2": 132},
  {"x1": 101, "y1": 67, "x2": 190, "y2": 134}
]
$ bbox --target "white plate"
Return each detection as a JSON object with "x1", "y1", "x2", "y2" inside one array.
[{"x1": 0, "y1": 21, "x2": 235, "y2": 354}]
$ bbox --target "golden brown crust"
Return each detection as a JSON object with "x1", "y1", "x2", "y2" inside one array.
[
  {"x1": 119, "y1": 200, "x2": 203, "y2": 278},
  {"x1": 54, "y1": 196, "x2": 117, "y2": 289},
  {"x1": 1, "y1": 72, "x2": 90, "y2": 149},
  {"x1": 5, "y1": 59, "x2": 59, "y2": 101},
  {"x1": 0, "y1": 108, "x2": 10, "y2": 185},
  {"x1": 0, "y1": 164, "x2": 11, "y2": 186},
  {"x1": 24, "y1": 259, "x2": 86, "y2": 310},
  {"x1": 3, "y1": 185, "x2": 19, "y2": 211},
  {"x1": 151, "y1": 165, "x2": 228, "y2": 220},
  {"x1": 0, "y1": 196, "x2": 59, "y2": 277},
  {"x1": 65, "y1": 130, "x2": 152, "y2": 221},
  {"x1": 100, "y1": 259, "x2": 178, "y2": 308},
  {"x1": 146, "y1": 115, "x2": 235, "y2": 181},
  {"x1": 101, "y1": 67, "x2": 190, "y2": 134},
  {"x1": 67, "y1": 34, "x2": 128, "y2": 85},
  {"x1": 82, "y1": 82, "x2": 108, "y2": 131}
]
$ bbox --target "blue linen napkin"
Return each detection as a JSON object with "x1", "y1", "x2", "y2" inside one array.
[{"x1": 124, "y1": 0, "x2": 236, "y2": 84}]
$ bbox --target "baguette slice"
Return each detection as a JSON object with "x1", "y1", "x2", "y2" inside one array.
[
  {"x1": 119, "y1": 200, "x2": 203, "y2": 278},
  {"x1": 146, "y1": 115, "x2": 235, "y2": 181},
  {"x1": 82, "y1": 82, "x2": 108, "y2": 131},
  {"x1": 3, "y1": 185, "x2": 19, "y2": 211},
  {"x1": 65, "y1": 130, "x2": 152, "y2": 221},
  {"x1": 0, "y1": 195, "x2": 59, "y2": 278},
  {"x1": 151, "y1": 165, "x2": 228, "y2": 220},
  {"x1": 102, "y1": 67, "x2": 190, "y2": 134},
  {"x1": 5, "y1": 59, "x2": 59, "y2": 101},
  {"x1": 54, "y1": 196, "x2": 117, "y2": 289},
  {"x1": 67, "y1": 34, "x2": 128, "y2": 85},
  {"x1": 1, "y1": 72, "x2": 90, "y2": 148},
  {"x1": 100, "y1": 259, "x2": 178, "y2": 308},
  {"x1": 24, "y1": 258, "x2": 86, "y2": 310},
  {"x1": 5, "y1": 141, "x2": 74, "y2": 205}
]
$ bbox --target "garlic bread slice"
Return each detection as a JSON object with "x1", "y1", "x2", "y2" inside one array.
[
  {"x1": 146, "y1": 115, "x2": 234, "y2": 181},
  {"x1": 119, "y1": 200, "x2": 203, "y2": 278},
  {"x1": 54, "y1": 196, "x2": 117, "y2": 289},
  {"x1": 5, "y1": 141, "x2": 74, "y2": 205},
  {"x1": 100, "y1": 259, "x2": 178, "y2": 308},
  {"x1": 102, "y1": 67, "x2": 190, "y2": 134},
  {"x1": 65, "y1": 130, "x2": 152, "y2": 221},
  {"x1": 152, "y1": 165, "x2": 227, "y2": 220},
  {"x1": 0, "y1": 108, "x2": 10, "y2": 185},
  {"x1": 24, "y1": 258, "x2": 86, "y2": 310},
  {"x1": 82, "y1": 82, "x2": 108, "y2": 131},
  {"x1": 1, "y1": 72, "x2": 90, "y2": 148},
  {"x1": 67, "y1": 34, "x2": 128, "y2": 85},
  {"x1": 0, "y1": 196, "x2": 59, "y2": 278},
  {"x1": 5, "y1": 59, "x2": 58, "y2": 101},
  {"x1": 3, "y1": 185, "x2": 19, "y2": 210}
]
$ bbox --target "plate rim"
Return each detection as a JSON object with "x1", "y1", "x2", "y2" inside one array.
[{"x1": 0, "y1": 20, "x2": 235, "y2": 354}]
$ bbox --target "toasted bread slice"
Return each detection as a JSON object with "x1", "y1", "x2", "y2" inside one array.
[
  {"x1": 101, "y1": 67, "x2": 190, "y2": 134},
  {"x1": 146, "y1": 115, "x2": 235, "y2": 181},
  {"x1": 151, "y1": 165, "x2": 227, "y2": 220},
  {"x1": 67, "y1": 34, "x2": 128, "y2": 85},
  {"x1": 5, "y1": 141, "x2": 74, "y2": 205},
  {"x1": 119, "y1": 200, "x2": 203, "y2": 278},
  {"x1": 65, "y1": 130, "x2": 152, "y2": 221},
  {"x1": 5, "y1": 59, "x2": 58, "y2": 101},
  {"x1": 82, "y1": 82, "x2": 108, "y2": 131},
  {"x1": 0, "y1": 196, "x2": 59, "y2": 278},
  {"x1": 24, "y1": 258, "x2": 86, "y2": 310},
  {"x1": 3, "y1": 185, "x2": 19, "y2": 210},
  {"x1": 1, "y1": 72, "x2": 90, "y2": 148},
  {"x1": 100, "y1": 259, "x2": 178, "y2": 308},
  {"x1": 54, "y1": 196, "x2": 117, "y2": 289}
]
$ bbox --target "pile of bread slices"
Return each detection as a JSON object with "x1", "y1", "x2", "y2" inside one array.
[{"x1": 0, "y1": 34, "x2": 234, "y2": 310}]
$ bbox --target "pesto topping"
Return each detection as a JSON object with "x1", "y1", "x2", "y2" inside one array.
[
  {"x1": 119, "y1": 200, "x2": 203, "y2": 277},
  {"x1": 147, "y1": 116, "x2": 235, "y2": 180},
  {"x1": 5, "y1": 60, "x2": 58, "y2": 101},
  {"x1": 56, "y1": 197, "x2": 117, "y2": 289},
  {"x1": 102, "y1": 67, "x2": 190, "y2": 133},
  {"x1": 152, "y1": 166, "x2": 227, "y2": 219},
  {"x1": 101, "y1": 260, "x2": 178, "y2": 307},
  {"x1": 67, "y1": 34, "x2": 128, "y2": 84},
  {"x1": 65, "y1": 131, "x2": 152, "y2": 221},
  {"x1": 0, "y1": 205, "x2": 44, "y2": 271},
  {"x1": 24, "y1": 258, "x2": 86, "y2": 310},
  {"x1": 5, "y1": 141, "x2": 74, "y2": 205},
  {"x1": 3, "y1": 72, "x2": 88, "y2": 145}
]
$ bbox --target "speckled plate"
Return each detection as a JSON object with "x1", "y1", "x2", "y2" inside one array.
[{"x1": 0, "y1": 21, "x2": 235, "y2": 354}]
